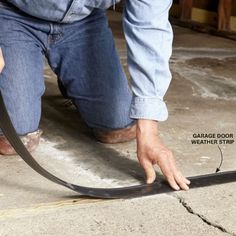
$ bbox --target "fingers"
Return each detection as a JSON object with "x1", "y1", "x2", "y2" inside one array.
[
  {"x1": 166, "y1": 175, "x2": 180, "y2": 191},
  {"x1": 141, "y1": 159, "x2": 156, "y2": 184},
  {"x1": 184, "y1": 177, "x2": 191, "y2": 185},
  {"x1": 137, "y1": 135, "x2": 190, "y2": 190},
  {"x1": 141, "y1": 155, "x2": 191, "y2": 190},
  {"x1": 173, "y1": 171, "x2": 190, "y2": 191},
  {"x1": 158, "y1": 151, "x2": 190, "y2": 191},
  {"x1": 166, "y1": 171, "x2": 190, "y2": 191},
  {"x1": 0, "y1": 48, "x2": 5, "y2": 73}
]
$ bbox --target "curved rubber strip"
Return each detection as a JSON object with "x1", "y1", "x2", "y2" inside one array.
[{"x1": 0, "y1": 91, "x2": 235, "y2": 199}]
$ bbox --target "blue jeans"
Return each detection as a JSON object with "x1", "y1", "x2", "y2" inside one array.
[{"x1": 0, "y1": 4, "x2": 133, "y2": 135}]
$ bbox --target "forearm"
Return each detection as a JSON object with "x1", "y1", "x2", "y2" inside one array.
[
  {"x1": 123, "y1": 0, "x2": 173, "y2": 121},
  {"x1": 122, "y1": 1, "x2": 190, "y2": 190}
]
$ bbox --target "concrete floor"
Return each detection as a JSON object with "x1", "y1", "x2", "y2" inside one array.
[{"x1": 0, "y1": 11, "x2": 236, "y2": 236}]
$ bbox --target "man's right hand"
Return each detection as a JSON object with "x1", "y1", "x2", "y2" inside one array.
[{"x1": 0, "y1": 48, "x2": 5, "y2": 73}]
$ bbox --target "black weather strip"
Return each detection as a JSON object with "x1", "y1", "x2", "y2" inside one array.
[{"x1": 0, "y1": 91, "x2": 235, "y2": 199}]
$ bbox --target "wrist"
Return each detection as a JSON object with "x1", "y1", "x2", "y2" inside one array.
[{"x1": 136, "y1": 119, "x2": 158, "y2": 138}]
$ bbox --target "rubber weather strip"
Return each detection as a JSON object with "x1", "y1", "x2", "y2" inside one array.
[{"x1": 0, "y1": 91, "x2": 235, "y2": 199}]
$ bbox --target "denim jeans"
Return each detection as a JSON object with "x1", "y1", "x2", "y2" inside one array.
[{"x1": 0, "y1": 5, "x2": 134, "y2": 135}]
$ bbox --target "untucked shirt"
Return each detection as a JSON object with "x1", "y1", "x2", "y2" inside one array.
[{"x1": 4, "y1": 0, "x2": 173, "y2": 121}]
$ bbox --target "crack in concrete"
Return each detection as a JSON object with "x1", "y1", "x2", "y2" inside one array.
[{"x1": 173, "y1": 195, "x2": 236, "y2": 236}]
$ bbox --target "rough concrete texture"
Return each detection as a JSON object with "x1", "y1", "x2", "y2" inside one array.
[
  {"x1": 0, "y1": 195, "x2": 230, "y2": 236},
  {"x1": 0, "y1": 11, "x2": 235, "y2": 236}
]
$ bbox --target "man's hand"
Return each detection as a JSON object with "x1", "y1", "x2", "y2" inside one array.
[
  {"x1": 136, "y1": 119, "x2": 190, "y2": 190},
  {"x1": 0, "y1": 48, "x2": 5, "y2": 73}
]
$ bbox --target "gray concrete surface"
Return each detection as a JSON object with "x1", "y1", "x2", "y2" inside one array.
[
  {"x1": 0, "y1": 11, "x2": 235, "y2": 236},
  {"x1": 0, "y1": 195, "x2": 231, "y2": 236}
]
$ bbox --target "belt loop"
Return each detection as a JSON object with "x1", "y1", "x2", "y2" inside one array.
[
  {"x1": 49, "y1": 23, "x2": 53, "y2": 34},
  {"x1": 113, "y1": 0, "x2": 116, "y2": 10}
]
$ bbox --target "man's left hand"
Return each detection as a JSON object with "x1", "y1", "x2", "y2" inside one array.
[
  {"x1": 0, "y1": 48, "x2": 5, "y2": 73},
  {"x1": 136, "y1": 119, "x2": 190, "y2": 190}
]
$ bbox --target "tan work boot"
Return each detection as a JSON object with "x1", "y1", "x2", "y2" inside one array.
[
  {"x1": 0, "y1": 130, "x2": 42, "y2": 155},
  {"x1": 93, "y1": 123, "x2": 136, "y2": 144}
]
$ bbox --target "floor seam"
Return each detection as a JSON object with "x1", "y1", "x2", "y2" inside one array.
[{"x1": 172, "y1": 194, "x2": 235, "y2": 236}]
